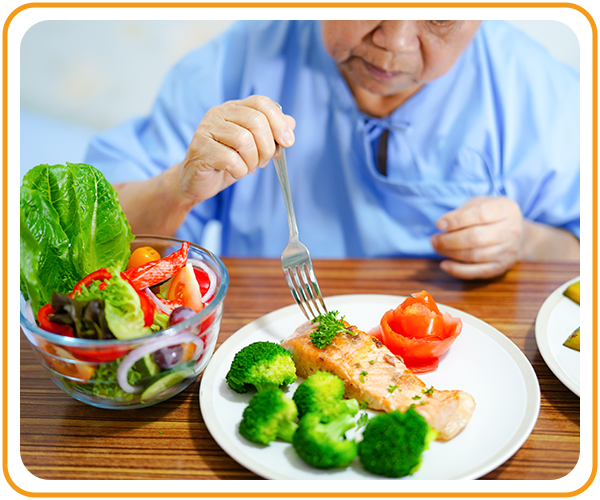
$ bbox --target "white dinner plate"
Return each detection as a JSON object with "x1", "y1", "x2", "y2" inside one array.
[
  {"x1": 200, "y1": 294, "x2": 541, "y2": 480},
  {"x1": 535, "y1": 277, "x2": 580, "y2": 396}
]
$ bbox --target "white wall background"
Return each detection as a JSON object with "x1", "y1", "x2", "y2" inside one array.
[{"x1": 20, "y1": 20, "x2": 235, "y2": 132}]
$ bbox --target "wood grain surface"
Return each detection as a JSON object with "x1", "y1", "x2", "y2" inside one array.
[{"x1": 20, "y1": 258, "x2": 580, "y2": 481}]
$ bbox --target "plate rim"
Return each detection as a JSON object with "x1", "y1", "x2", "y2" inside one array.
[
  {"x1": 534, "y1": 276, "x2": 581, "y2": 397},
  {"x1": 200, "y1": 293, "x2": 541, "y2": 480}
]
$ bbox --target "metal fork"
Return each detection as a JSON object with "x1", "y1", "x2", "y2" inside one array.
[{"x1": 273, "y1": 142, "x2": 328, "y2": 320}]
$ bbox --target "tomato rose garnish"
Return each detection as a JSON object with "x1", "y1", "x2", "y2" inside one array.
[{"x1": 380, "y1": 290, "x2": 462, "y2": 373}]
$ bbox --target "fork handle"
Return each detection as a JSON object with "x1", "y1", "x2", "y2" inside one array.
[{"x1": 273, "y1": 144, "x2": 299, "y2": 239}]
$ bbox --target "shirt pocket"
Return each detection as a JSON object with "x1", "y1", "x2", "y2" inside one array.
[{"x1": 373, "y1": 146, "x2": 498, "y2": 211}]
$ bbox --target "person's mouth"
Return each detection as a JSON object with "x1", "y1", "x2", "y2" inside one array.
[{"x1": 362, "y1": 60, "x2": 405, "y2": 80}]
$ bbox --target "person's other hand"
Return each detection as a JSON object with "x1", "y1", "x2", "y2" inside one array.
[
  {"x1": 430, "y1": 196, "x2": 523, "y2": 280},
  {"x1": 179, "y1": 95, "x2": 296, "y2": 205}
]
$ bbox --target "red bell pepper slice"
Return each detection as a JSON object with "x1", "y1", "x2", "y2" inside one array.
[
  {"x1": 37, "y1": 303, "x2": 75, "y2": 336},
  {"x1": 69, "y1": 268, "x2": 113, "y2": 297},
  {"x1": 136, "y1": 289, "x2": 156, "y2": 327},
  {"x1": 68, "y1": 344, "x2": 131, "y2": 364},
  {"x1": 122, "y1": 242, "x2": 189, "y2": 290},
  {"x1": 193, "y1": 268, "x2": 211, "y2": 297}
]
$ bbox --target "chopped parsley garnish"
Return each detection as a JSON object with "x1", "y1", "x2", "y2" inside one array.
[
  {"x1": 356, "y1": 412, "x2": 369, "y2": 429},
  {"x1": 359, "y1": 370, "x2": 368, "y2": 383},
  {"x1": 310, "y1": 311, "x2": 354, "y2": 348},
  {"x1": 422, "y1": 386, "x2": 434, "y2": 396},
  {"x1": 369, "y1": 360, "x2": 375, "y2": 365},
  {"x1": 388, "y1": 385, "x2": 398, "y2": 394},
  {"x1": 412, "y1": 395, "x2": 421, "y2": 400}
]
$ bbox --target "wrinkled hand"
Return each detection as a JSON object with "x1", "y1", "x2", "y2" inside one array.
[
  {"x1": 431, "y1": 196, "x2": 523, "y2": 280},
  {"x1": 178, "y1": 95, "x2": 296, "y2": 205}
]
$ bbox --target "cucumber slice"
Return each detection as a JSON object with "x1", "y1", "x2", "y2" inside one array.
[
  {"x1": 134, "y1": 354, "x2": 161, "y2": 378},
  {"x1": 140, "y1": 368, "x2": 195, "y2": 403}
]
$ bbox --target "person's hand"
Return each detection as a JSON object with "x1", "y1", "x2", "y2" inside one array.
[
  {"x1": 178, "y1": 95, "x2": 296, "y2": 205},
  {"x1": 430, "y1": 196, "x2": 523, "y2": 280}
]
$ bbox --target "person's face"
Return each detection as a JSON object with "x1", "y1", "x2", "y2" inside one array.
[{"x1": 321, "y1": 21, "x2": 481, "y2": 99}]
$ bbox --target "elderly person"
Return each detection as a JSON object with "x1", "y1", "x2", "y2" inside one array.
[{"x1": 86, "y1": 20, "x2": 580, "y2": 280}]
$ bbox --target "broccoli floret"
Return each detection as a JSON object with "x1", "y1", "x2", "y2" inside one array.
[
  {"x1": 293, "y1": 371, "x2": 359, "y2": 421},
  {"x1": 358, "y1": 407, "x2": 439, "y2": 477},
  {"x1": 239, "y1": 388, "x2": 298, "y2": 445},
  {"x1": 226, "y1": 341, "x2": 297, "y2": 393},
  {"x1": 292, "y1": 412, "x2": 358, "y2": 469}
]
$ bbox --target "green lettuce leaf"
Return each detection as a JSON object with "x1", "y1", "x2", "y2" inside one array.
[
  {"x1": 20, "y1": 163, "x2": 133, "y2": 313},
  {"x1": 20, "y1": 185, "x2": 80, "y2": 309},
  {"x1": 77, "y1": 272, "x2": 150, "y2": 340}
]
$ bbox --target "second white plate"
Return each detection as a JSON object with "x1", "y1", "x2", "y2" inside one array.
[
  {"x1": 200, "y1": 294, "x2": 541, "y2": 480},
  {"x1": 535, "y1": 277, "x2": 580, "y2": 396}
]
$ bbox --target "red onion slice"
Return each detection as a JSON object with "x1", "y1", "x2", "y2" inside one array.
[
  {"x1": 116, "y1": 332, "x2": 204, "y2": 394},
  {"x1": 144, "y1": 287, "x2": 174, "y2": 315},
  {"x1": 187, "y1": 258, "x2": 217, "y2": 303},
  {"x1": 25, "y1": 300, "x2": 36, "y2": 325}
]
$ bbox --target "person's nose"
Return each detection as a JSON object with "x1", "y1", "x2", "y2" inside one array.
[{"x1": 371, "y1": 21, "x2": 420, "y2": 53}]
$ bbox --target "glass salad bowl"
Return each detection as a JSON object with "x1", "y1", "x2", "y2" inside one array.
[{"x1": 20, "y1": 235, "x2": 229, "y2": 409}]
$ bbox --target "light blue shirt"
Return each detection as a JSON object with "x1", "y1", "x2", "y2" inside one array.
[{"x1": 85, "y1": 20, "x2": 580, "y2": 258}]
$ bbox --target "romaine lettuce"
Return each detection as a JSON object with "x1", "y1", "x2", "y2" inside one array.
[{"x1": 20, "y1": 163, "x2": 133, "y2": 313}]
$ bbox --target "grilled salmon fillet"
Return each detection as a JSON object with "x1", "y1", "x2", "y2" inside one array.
[{"x1": 281, "y1": 321, "x2": 475, "y2": 441}]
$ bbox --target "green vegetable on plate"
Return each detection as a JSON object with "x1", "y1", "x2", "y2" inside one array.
[
  {"x1": 225, "y1": 341, "x2": 297, "y2": 393},
  {"x1": 358, "y1": 406, "x2": 438, "y2": 477},
  {"x1": 292, "y1": 412, "x2": 358, "y2": 469},
  {"x1": 292, "y1": 371, "x2": 358, "y2": 422},
  {"x1": 239, "y1": 388, "x2": 298, "y2": 445},
  {"x1": 310, "y1": 310, "x2": 354, "y2": 349}
]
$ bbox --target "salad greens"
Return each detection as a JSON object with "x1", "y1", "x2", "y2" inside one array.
[
  {"x1": 20, "y1": 162, "x2": 210, "y2": 406},
  {"x1": 51, "y1": 272, "x2": 171, "y2": 341},
  {"x1": 76, "y1": 271, "x2": 150, "y2": 340},
  {"x1": 72, "y1": 358, "x2": 143, "y2": 401},
  {"x1": 20, "y1": 163, "x2": 134, "y2": 313},
  {"x1": 50, "y1": 292, "x2": 112, "y2": 340}
]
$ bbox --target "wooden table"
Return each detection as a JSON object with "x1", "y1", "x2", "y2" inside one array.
[{"x1": 20, "y1": 258, "x2": 580, "y2": 481}]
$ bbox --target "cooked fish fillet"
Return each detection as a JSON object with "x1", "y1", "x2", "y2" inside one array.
[{"x1": 281, "y1": 321, "x2": 475, "y2": 441}]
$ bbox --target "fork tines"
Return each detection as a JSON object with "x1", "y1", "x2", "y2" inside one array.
[{"x1": 284, "y1": 264, "x2": 328, "y2": 320}]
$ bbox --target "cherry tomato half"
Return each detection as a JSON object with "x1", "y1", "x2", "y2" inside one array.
[{"x1": 168, "y1": 263, "x2": 204, "y2": 313}]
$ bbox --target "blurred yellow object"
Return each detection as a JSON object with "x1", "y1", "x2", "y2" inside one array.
[
  {"x1": 563, "y1": 327, "x2": 580, "y2": 351},
  {"x1": 563, "y1": 281, "x2": 580, "y2": 305},
  {"x1": 127, "y1": 245, "x2": 161, "y2": 269}
]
